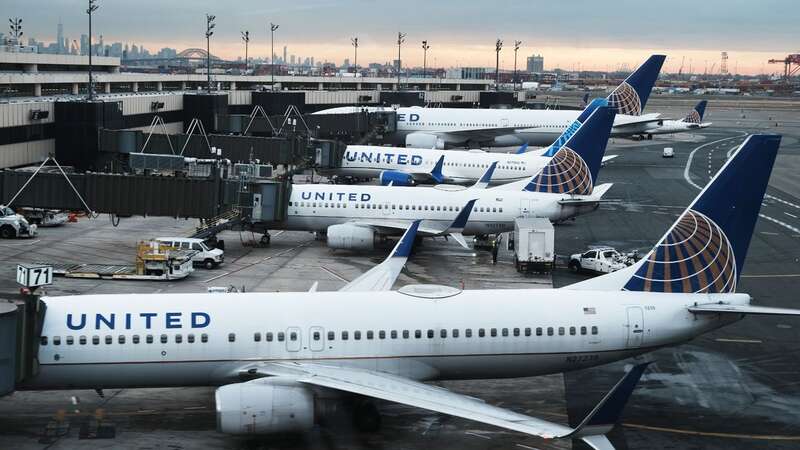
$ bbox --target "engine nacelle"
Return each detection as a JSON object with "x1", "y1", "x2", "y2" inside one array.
[
  {"x1": 326, "y1": 223, "x2": 378, "y2": 250},
  {"x1": 405, "y1": 132, "x2": 445, "y2": 149},
  {"x1": 216, "y1": 379, "x2": 314, "y2": 435},
  {"x1": 379, "y1": 170, "x2": 414, "y2": 186}
]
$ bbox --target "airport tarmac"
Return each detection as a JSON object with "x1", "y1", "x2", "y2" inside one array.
[{"x1": 1, "y1": 99, "x2": 800, "y2": 449}]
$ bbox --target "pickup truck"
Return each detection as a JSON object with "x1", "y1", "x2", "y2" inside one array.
[
  {"x1": 0, "y1": 205, "x2": 37, "y2": 238},
  {"x1": 568, "y1": 247, "x2": 636, "y2": 274}
]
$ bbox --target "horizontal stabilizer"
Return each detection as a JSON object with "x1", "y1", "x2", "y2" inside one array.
[{"x1": 689, "y1": 303, "x2": 800, "y2": 316}]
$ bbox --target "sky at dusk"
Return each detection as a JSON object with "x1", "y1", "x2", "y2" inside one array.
[{"x1": 5, "y1": 0, "x2": 799, "y2": 75}]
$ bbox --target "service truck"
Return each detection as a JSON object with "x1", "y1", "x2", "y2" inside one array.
[{"x1": 513, "y1": 218, "x2": 555, "y2": 273}]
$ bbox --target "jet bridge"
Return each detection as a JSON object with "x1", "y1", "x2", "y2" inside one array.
[{"x1": 0, "y1": 295, "x2": 45, "y2": 396}]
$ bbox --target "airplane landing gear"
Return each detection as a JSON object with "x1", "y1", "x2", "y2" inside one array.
[{"x1": 260, "y1": 232, "x2": 271, "y2": 246}]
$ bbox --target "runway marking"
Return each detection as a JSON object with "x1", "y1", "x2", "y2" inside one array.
[
  {"x1": 203, "y1": 242, "x2": 312, "y2": 283},
  {"x1": 714, "y1": 338, "x2": 763, "y2": 344},
  {"x1": 683, "y1": 134, "x2": 747, "y2": 190},
  {"x1": 320, "y1": 266, "x2": 349, "y2": 283},
  {"x1": 758, "y1": 213, "x2": 800, "y2": 234},
  {"x1": 621, "y1": 422, "x2": 800, "y2": 441},
  {"x1": 767, "y1": 194, "x2": 800, "y2": 210},
  {"x1": 741, "y1": 273, "x2": 800, "y2": 278},
  {"x1": 464, "y1": 431, "x2": 492, "y2": 440},
  {"x1": 784, "y1": 212, "x2": 798, "y2": 219},
  {"x1": 515, "y1": 444, "x2": 538, "y2": 450}
]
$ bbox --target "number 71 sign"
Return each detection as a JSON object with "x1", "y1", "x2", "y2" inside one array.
[{"x1": 16, "y1": 264, "x2": 53, "y2": 288}]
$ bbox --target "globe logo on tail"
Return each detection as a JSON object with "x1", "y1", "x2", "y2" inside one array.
[
  {"x1": 607, "y1": 82, "x2": 642, "y2": 116},
  {"x1": 684, "y1": 110, "x2": 702, "y2": 124},
  {"x1": 526, "y1": 147, "x2": 593, "y2": 195},
  {"x1": 623, "y1": 210, "x2": 737, "y2": 293}
]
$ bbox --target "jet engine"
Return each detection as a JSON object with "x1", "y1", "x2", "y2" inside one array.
[
  {"x1": 327, "y1": 223, "x2": 378, "y2": 250},
  {"x1": 379, "y1": 170, "x2": 414, "y2": 186},
  {"x1": 216, "y1": 379, "x2": 315, "y2": 435},
  {"x1": 405, "y1": 132, "x2": 445, "y2": 149}
]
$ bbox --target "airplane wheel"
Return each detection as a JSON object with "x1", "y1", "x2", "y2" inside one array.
[
  {"x1": 569, "y1": 260, "x2": 581, "y2": 273},
  {"x1": 353, "y1": 401, "x2": 381, "y2": 432}
]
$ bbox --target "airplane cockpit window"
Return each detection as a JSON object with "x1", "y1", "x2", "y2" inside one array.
[{"x1": 228, "y1": 333, "x2": 236, "y2": 342}]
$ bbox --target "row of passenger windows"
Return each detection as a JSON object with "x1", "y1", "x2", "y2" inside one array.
[
  {"x1": 256, "y1": 326, "x2": 599, "y2": 342},
  {"x1": 289, "y1": 202, "x2": 503, "y2": 214},
  {"x1": 444, "y1": 162, "x2": 526, "y2": 171},
  {"x1": 41, "y1": 326, "x2": 600, "y2": 346},
  {"x1": 42, "y1": 333, "x2": 209, "y2": 346}
]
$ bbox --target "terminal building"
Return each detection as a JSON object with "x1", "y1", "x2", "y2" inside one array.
[{"x1": 0, "y1": 52, "x2": 500, "y2": 170}]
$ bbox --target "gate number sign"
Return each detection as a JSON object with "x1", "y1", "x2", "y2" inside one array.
[{"x1": 16, "y1": 264, "x2": 53, "y2": 288}]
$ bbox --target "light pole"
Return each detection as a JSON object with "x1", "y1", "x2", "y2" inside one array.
[
  {"x1": 86, "y1": 1, "x2": 99, "y2": 100},
  {"x1": 350, "y1": 37, "x2": 358, "y2": 74},
  {"x1": 397, "y1": 32, "x2": 406, "y2": 89},
  {"x1": 513, "y1": 40, "x2": 521, "y2": 91},
  {"x1": 421, "y1": 40, "x2": 430, "y2": 79},
  {"x1": 205, "y1": 14, "x2": 215, "y2": 92},
  {"x1": 8, "y1": 17, "x2": 23, "y2": 48},
  {"x1": 495, "y1": 39, "x2": 503, "y2": 91},
  {"x1": 270, "y1": 23, "x2": 279, "y2": 87},
  {"x1": 241, "y1": 31, "x2": 249, "y2": 74}
]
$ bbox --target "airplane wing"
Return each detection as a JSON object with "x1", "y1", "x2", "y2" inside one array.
[
  {"x1": 246, "y1": 361, "x2": 650, "y2": 450},
  {"x1": 609, "y1": 113, "x2": 662, "y2": 134},
  {"x1": 339, "y1": 221, "x2": 420, "y2": 292},
  {"x1": 350, "y1": 199, "x2": 478, "y2": 248},
  {"x1": 407, "y1": 155, "x2": 445, "y2": 184}
]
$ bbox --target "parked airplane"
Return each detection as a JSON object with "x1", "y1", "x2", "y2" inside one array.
[
  {"x1": 314, "y1": 55, "x2": 665, "y2": 148},
  {"x1": 287, "y1": 106, "x2": 616, "y2": 250},
  {"x1": 23, "y1": 134, "x2": 796, "y2": 450},
  {"x1": 331, "y1": 98, "x2": 608, "y2": 186},
  {"x1": 647, "y1": 100, "x2": 711, "y2": 136}
]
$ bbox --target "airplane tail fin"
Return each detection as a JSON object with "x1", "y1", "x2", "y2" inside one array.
[
  {"x1": 430, "y1": 155, "x2": 445, "y2": 184},
  {"x1": 523, "y1": 106, "x2": 616, "y2": 195},
  {"x1": 569, "y1": 135, "x2": 781, "y2": 293},
  {"x1": 541, "y1": 98, "x2": 608, "y2": 158},
  {"x1": 515, "y1": 142, "x2": 529, "y2": 154},
  {"x1": 682, "y1": 100, "x2": 708, "y2": 124},
  {"x1": 606, "y1": 55, "x2": 665, "y2": 116}
]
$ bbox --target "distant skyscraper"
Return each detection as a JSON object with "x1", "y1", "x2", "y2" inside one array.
[
  {"x1": 290, "y1": 54, "x2": 296, "y2": 65},
  {"x1": 80, "y1": 34, "x2": 89, "y2": 55},
  {"x1": 283, "y1": 46, "x2": 287, "y2": 64},
  {"x1": 57, "y1": 20, "x2": 64, "y2": 54},
  {"x1": 344, "y1": 58, "x2": 350, "y2": 68},
  {"x1": 526, "y1": 54, "x2": 544, "y2": 73}
]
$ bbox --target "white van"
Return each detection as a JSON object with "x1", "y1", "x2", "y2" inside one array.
[{"x1": 155, "y1": 237, "x2": 224, "y2": 269}]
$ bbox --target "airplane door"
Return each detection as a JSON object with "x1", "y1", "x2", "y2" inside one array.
[
  {"x1": 286, "y1": 327, "x2": 302, "y2": 352},
  {"x1": 309, "y1": 326, "x2": 325, "y2": 352},
  {"x1": 252, "y1": 193, "x2": 262, "y2": 221},
  {"x1": 382, "y1": 202, "x2": 392, "y2": 216},
  {"x1": 500, "y1": 118, "x2": 509, "y2": 128},
  {"x1": 626, "y1": 306, "x2": 644, "y2": 348}
]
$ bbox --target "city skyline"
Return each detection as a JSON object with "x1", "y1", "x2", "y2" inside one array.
[{"x1": 4, "y1": 0, "x2": 799, "y2": 75}]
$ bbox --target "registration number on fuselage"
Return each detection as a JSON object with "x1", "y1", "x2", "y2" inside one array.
[{"x1": 565, "y1": 354, "x2": 599, "y2": 364}]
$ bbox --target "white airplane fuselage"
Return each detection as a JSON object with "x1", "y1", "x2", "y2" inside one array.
[
  {"x1": 284, "y1": 183, "x2": 601, "y2": 236},
  {"x1": 317, "y1": 106, "x2": 660, "y2": 146},
  {"x1": 24, "y1": 290, "x2": 746, "y2": 390},
  {"x1": 648, "y1": 120, "x2": 711, "y2": 135},
  {"x1": 335, "y1": 145, "x2": 549, "y2": 184}
]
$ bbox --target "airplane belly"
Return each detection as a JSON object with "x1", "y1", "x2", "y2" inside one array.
[
  {"x1": 515, "y1": 130, "x2": 561, "y2": 146},
  {"x1": 23, "y1": 361, "x2": 228, "y2": 389}
]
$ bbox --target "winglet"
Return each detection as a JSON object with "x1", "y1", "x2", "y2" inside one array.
[
  {"x1": 339, "y1": 220, "x2": 421, "y2": 292},
  {"x1": 450, "y1": 199, "x2": 478, "y2": 231},
  {"x1": 430, "y1": 155, "x2": 445, "y2": 184},
  {"x1": 470, "y1": 161, "x2": 498, "y2": 189},
  {"x1": 388, "y1": 220, "x2": 421, "y2": 258},
  {"x1": 515, "y1": 142, "x2": 529, "y2": 154},
  {"x1": 567, "y1": 362, "x2": 651, "y2": 439}
]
